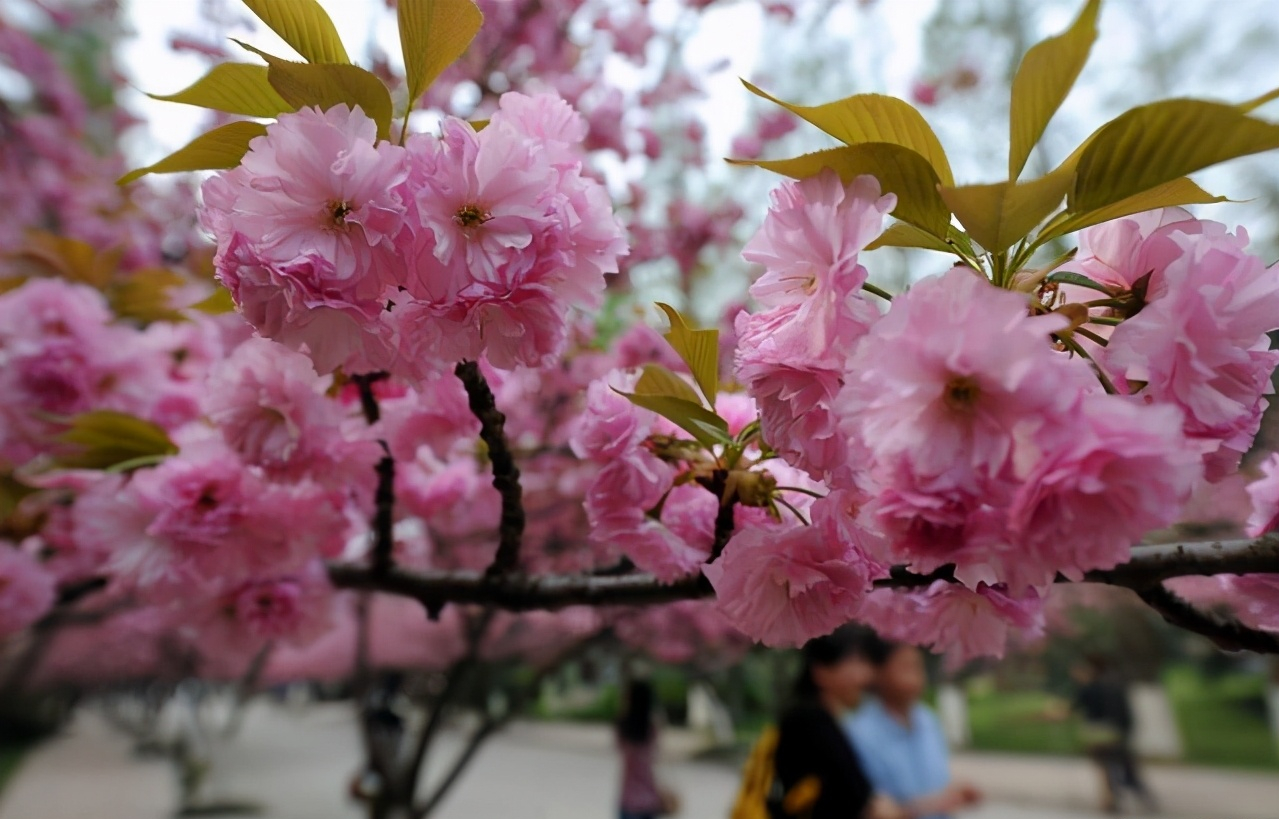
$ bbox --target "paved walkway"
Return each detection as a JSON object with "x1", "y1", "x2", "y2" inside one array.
[{"x1": 3, "y1": 704, "x2": 1278, "y2": 819}]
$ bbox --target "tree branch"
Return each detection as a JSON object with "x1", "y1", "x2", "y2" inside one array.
[
  {"x1": 353, "y1": 373, "x2": 395, "y2": 576},
  {"x1": 328, "y1": 563, "x2": 711, "y2": 611},
  {"x1": 1085, "y1": 536, "x2": 1279, "y2": 587},
  {"x1": 402, "y1": 608, "x2": 495, "y2": 805},
  {"x1": 330, "y1": 536, "x2": 1279, "y2": 623},
  {"x1": 455, "y1": 360, "x2": 524, "y2": 577},
  {"x1": 413, "y1": 631, "x2": 603, "y2": 818},
  {"x1": 1136, "y1": 582, "x2": 1279, "y2": 654}
]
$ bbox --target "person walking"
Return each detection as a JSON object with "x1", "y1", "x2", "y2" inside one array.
[
  {"x1": 772, "y1": 626, "x2": 906, "y2": 819},
  {"x1": 847, "y1": 640, "x2": 982, "y2": 819},
  {"x1": 1068, "y1": 655, "x2": 1159, "y2": 815},
  {"x1": 616, "y1": 678, "x2": 677, "y2": 819}
]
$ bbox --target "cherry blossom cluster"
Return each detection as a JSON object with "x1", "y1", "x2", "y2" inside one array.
[
  {"x1": 572, "y1": 168, "x2": 1279, "y2": 662},
  {"x1": 202, "y1": 92, "x2": 626, "y2": 380}
]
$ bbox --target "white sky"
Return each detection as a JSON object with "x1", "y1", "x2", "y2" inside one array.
[{"x1": 117, "y1": 0, "x2": 936, "y2": 164}]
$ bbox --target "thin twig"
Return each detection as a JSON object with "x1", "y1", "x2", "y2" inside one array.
[{"x1": 455, "y1": 360, "x2": 525, "y2": 577}]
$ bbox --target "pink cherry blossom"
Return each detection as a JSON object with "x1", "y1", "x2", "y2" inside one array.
[
  {"x1": 203, "y1": 337, "x2": 377, "y2": 482},
  {"x1": 193, "y1": 561, "x2": 336, "y2": 655},
  {"x1": 1104, "y1": 222, "x2": 1279, "y2": 467},
  {"x1": 839, "y1": 267, "x2": 1094, "y2": 484},
  {"x1": 1061, "y1": 207, "x2": 1198, "y2": 291},
  {"x1": 857, "y1": 581, "x2": 1045, "y2": 667},
  {"x1": 78, "y1": 437, "x2": 348, "y2": 596},
  {"x1": 1245, "y1": 453, "x2": 1279, "y2": 537},
  {"x1": 734, "y1": 172, "x2": 891, "y2": 479},
  {"x1": 569, "y1": 368, "x2": 649, "y2": 461},
  {"x1": 705, "y1": 496, "x2": 881, "y2": 647},
  {"x1": 202, "y1": 105, "x2": 410, "y2": 299},
  {"x1": 1005, "y1": 397, "x2": 1200, "y2": 588},
  {"x1": 0, "y1": 543, "x2": 57, "y2": 635},
  {"x1": 213, "y1": 234, "x2": 397, "y2": 376},
  {"x1": 742, "y1": 171, "x2": 894, "y2": 309}
]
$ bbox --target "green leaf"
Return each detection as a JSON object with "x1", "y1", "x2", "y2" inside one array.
[
  {"x1": 148, "y1": 63, "x2": 293, "y2": 118},
  {"x1": 655, "y1": 303, "x2": 719, "y2": 407},
  {"x1": 55, "y1": 410, "x2": 179, "y2": 471},
  {"x1": 617, "y1": 392, "x2": 732, "y2": 450},
  {"x1": 743, "y1": 81, "x2": 953, "y2": 186},
  {"x1": 1008, "y1": 0, "x2": 1101, "y2": 180},
  {"x1": 108, "y1": 268, "x2": 188, "y2": 324},
  {"x1": 939, "y1": 164, "x2": 1074, "y2": 252},
  {"x1": 1040, "y1": 177, "x2": 1228, "y2": 242},
  {"x1": 118, "y1": 120, "x2": 267, "y2": 185},
  {"x1": 1046, "y1": 270, "x2": 1112, "y2": 294},
  {"x1": 633, "y1": 364, "x2": 705, "y2": 408},
  {"x1": 1238, "y1": 87, "x2": 1279, "y2": 113},
  {"x1": 398, "y1": 0, "x2": 484, "y2": 107},
  {"x1": 865, "y1": 221, "x2": 953, "y2": 253},
  {"x1": 0, "y1": 473, "x2": 37, "y2": 521},
  {"x1": 240, "y1": 0, "x2": 350, "y2": 64},
  {"x1": 258, "y1": 54, "x2": 394, "y2": 141},
  {"x1": 189, "y1": 288, "x2": 237, "y2": 315},
  {"x1": 1070, "y1": 100, "x2": 1279, "y2": 213},
  {"x1": 731, "y1": 143, "x2": 951, "y2": 237}
]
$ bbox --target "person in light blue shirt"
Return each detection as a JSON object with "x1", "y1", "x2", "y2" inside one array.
[{"x1": 846, "y1": 640, "x2": 982, "y2": 819}]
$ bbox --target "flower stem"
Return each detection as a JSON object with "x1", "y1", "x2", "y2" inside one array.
[{"x1": 861, "y1": 282, "x2": 894, "y2": 301}]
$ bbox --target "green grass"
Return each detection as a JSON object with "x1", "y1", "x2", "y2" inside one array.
[
  {"x1": 967, "y1": 689, "x2": 1082, "y2": 755},
  {"x1": 0, "y1": 743, "x2": 28, "y2": 797},
  {"x1": 965, "y1": 667, "x2": 1279, "y2": 770},
  {"x1": 1164, "y1": 666, "x2": 1278, "y2": 770}
]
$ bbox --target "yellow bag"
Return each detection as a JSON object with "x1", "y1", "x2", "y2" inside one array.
[{"x1": 729, "y1": 727, "x2": 821, "y2": 819}]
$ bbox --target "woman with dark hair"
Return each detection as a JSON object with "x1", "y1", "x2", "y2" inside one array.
[
  {"x1": 772, "y1": 626, "x2": 906, "y2": 819},
  {"x1": 616, "y1": 678, "x2": 675, "y2": 819}
]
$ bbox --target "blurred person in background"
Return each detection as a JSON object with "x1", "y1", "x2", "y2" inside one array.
[
  {"x1": 616, "y1": 677, "x2": 678, "y2": 819},
  {"x1": 1057, "y1": 654, "x2": 1159, "y2": 815},
  {"x1": 773, "y1": 626, "x2": 906, "y2": 819},
  {"x1": 847, "y1": 639, "x2": 983, "y2": 819}
]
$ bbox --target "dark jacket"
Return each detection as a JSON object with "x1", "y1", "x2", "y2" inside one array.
[{"x1": 774, "y1": 702, "x2": 873, "y2": 819}]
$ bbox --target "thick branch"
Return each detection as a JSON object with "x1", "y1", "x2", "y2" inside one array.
[
  {"x1": 353, "y1": 373, "x2": 395, "y2": 575},
  {"x1": 1086, "y1": 536, "x2": 1279, "y2": 587},
  {"x1": 370, "y1": 450, "x2": 396, "y2": 575},
  {"x1": 329, "y1": 564, "x2": 711, "y2": 611},
  {"x1": 330, "y1": 537, "x2": 1279, "y2": 617},
  {"x1": 455, "y1": 360, "x2": 524, "y2": 577},
  {"x1": 1137, "y1": 583, "x2": 1279, "y2": 654}
]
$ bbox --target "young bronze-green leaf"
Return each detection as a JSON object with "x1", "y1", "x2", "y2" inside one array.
[
  {"x1": 1070, "y1": 99, "x2": 1279, "y2": 213},
  {"x1": 149, "y1": 63, "x2": 293, "y2": 118},
  {"x1": 865, "y1": 221, "x2": 954, "y2": 253},
  {"x1": 118, "y1": 120, "x2": 267, "y2": 184},
  {"x1": 743, "y1": 81, "x2": 953, "y2": 186},
  {"x1": 1041, "y1": 177, "x2": 1227, "y2": 241},
  {"x1": 55, "y1": 410, "x2": 179, "y2": 471},
  {"x1": 733, "y1": 143, "x2": 951, "y2": 237},
  {"x1": 398, "y1": 0, "x2": 484, "y2": 106},
  {"x1": 617, "y1": 392, "x2": 731, "y2": 449},
  {"x1": 655, "y1": 303, "x2": 719, "y2": 407},
  {"x1": 633, "y1": 364, "x2": 705, "y2": 408},
  {"x1": 266, "y1": 61, "x2": 394, "y2": 141},
  {"x1": 939, "y1": 163, "x2": 1074, "y2": 252},
  {"x1": 1007, "y1": 0, "x2": 1101, "y2": 180},
  {"x1": 240, "y1": 0, "x2": 350, "y2": 64}
]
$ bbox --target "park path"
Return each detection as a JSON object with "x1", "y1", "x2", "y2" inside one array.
[{"x1": 3, "y1": 702, "x2": 1278, "y2": 819}]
